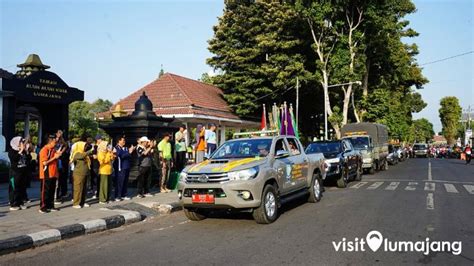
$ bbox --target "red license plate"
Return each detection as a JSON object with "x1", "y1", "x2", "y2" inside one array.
[{"x1": 192, "y1": 194, "x2": 215, "y2": 204}]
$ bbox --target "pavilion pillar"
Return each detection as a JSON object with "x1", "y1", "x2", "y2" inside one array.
[
  {"x1": 219, "y1": 125, "x2": 226, "y2": 145},
  {"x1": 24, "y1": 111, "x2": 30, "y2": 137}
]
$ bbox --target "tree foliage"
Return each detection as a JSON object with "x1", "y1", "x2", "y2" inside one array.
[
  {"x1": 439, "y1": 96, "x2": 462, "y2": 145},
  {"x1": 69, "y1": 99, "x2": 112, "y2": 139},
  {"x1": 410, "y1": 118, "x2": 434, "y2": 143},
  {"x1": 207, "y1": 0, "x2": 428, "y2": 141}
]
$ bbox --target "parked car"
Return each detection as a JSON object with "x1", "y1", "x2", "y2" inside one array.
[
  {"x1": 178, "y1": 134, "x2": 327, "y2": 224},
  {"x1": 306, "y1": 140, "x2": 362, "y2": 188},
  {"x1": 413, "y1": 143, "x2": 429, "y2": 158}
]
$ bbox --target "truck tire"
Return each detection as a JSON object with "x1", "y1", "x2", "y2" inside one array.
[
  {"x1": 253, "y1": 184, "x2": 278, "y2": 224},
  {"x1": 184, "y1": 208, "x2": 206, "y2": 221},
  {"x1": 355, "y1": 163, "x2": 362, "y2": 181},
  {"x1": 336, "y1": 167, "x2": 348, "y2": 188},
  {"x1": 368, "y1": 164, "x2": 376, "y2": 175},
  {"x1": 308, "y1": 173, "x2": 322, "y2": 203}
]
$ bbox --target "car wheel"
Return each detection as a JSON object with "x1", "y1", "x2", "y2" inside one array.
[
  {"x1": 184, "y1": 208, "x2": 207, "y2": 221},
  {"x1": 253, "y1": 184, "x2": 278, "y2": 224},
  {"x1": 355, "y1": 163, "x2": 362, "y2": 181},
  {"x1": 337, "y1": 167, "x2": 348, "y2": 188},
  {"x1": 308, "y1": 173, "x2": 322, "y2": 203}
]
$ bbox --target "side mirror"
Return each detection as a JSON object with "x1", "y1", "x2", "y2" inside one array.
[{"x1": 275, "y1": 150, "x2": 290, "y2": 158}]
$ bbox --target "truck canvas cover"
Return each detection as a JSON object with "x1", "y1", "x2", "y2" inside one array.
[{"x1": 341, "y1": 123, "x2": 388, "y2": 145}]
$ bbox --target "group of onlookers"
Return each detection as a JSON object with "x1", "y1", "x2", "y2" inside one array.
[{"x1": 7, "y1": 122, "x2": 221, "y2": 213}]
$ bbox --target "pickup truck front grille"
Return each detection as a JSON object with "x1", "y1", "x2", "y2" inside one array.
[{"x1": 186, "y1": 173, "x2": 229, "y2": 183}]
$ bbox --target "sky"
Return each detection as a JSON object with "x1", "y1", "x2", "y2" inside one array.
[{"x1": 1, "y1": 0, "x2": 473, "y2": 133}]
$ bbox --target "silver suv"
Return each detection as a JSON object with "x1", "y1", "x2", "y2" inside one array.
[{"x1": 177, "y1": 135, "x2": 326, "y2": 224}]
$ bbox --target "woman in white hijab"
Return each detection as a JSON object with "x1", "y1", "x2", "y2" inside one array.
[{"x1": 8, "y1": 136, "x2": 29, "y2": 211}]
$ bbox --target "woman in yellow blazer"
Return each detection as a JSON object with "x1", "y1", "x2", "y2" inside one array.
[{"x1": 98, "y1": 141, "x2": 114, "y2": 204}]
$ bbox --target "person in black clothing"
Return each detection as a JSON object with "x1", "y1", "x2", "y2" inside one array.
[
  {"x1": 8, "y1": 136, "x2": 29, "y2": 211},
  {"x1": 55, "y1": 130, "x2": 70, "y2": 203},
  {"x1": 136, "y1": 137, "x2": 155, "y2": 198},
  {"x1": 90, "y1": 135, "x2": 103, "y2": 198}
]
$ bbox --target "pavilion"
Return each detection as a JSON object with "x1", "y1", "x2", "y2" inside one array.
[{"x1": 97, "y1": 73, "x2": 259, "y2": 145}]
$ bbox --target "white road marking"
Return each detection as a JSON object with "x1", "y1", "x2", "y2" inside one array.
[
  {"x1": 385, "y1": 182, "x2": 400, "y2": 191},
  {"x1": 444, "y1": 184, "x2": 458, "y2": 193},
  {"x1": 426, "y1": 193, "x2": 434, "y2": 210},
  {"x1": 424, "y1": 182, "x2": 435, "y2": 191},
  {"x1": 405, "y1": 182, "x2": 418, "y2": 191},
  {"x1": 350, "y1": 182, "x2": 368, "y2": 189},
  {"x1": 367, "y1": 182, "x2": 384, "y2": 190},
  {"x1": 428, "y1": 159, "x2": 432, "y2": 181},
  {"x1": 463, "y1": 185, "x2": 474, "y2": 194}
]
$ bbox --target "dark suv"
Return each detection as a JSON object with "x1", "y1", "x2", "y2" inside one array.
[{"x1": 306, "y1": 140, "x2": 363, "y2": 188}]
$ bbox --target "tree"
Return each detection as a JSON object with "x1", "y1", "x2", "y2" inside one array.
[
  {"x1": 208, "y1": 1, "x2": 310, "y2": 117},
  {"x1": 69, "y1": 99, "x2": 112, "y2": 139},
  {"x1": 410, "y1": 118, "x2": 434, "y2": 143},
  {"x1": 439, "y1": 96, "x2": 462, "y2": 145},
  {"x1": 207, "y1": 0, "x2": 427, "y2": 140}
]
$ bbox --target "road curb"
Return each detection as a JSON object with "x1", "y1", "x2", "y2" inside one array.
[{"x1": 0, "y1": 210, "x2": 142, "y2": 256}]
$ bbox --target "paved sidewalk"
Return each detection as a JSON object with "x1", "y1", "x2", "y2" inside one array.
[{"x1": 0, "y1": 180, "x2": 181, "y2": 255}]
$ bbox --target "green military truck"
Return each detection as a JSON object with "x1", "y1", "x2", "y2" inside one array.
[{"x1": 341, "y1": 123, "x2": 389, "y2": 174}]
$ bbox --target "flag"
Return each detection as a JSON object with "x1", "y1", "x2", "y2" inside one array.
[
  {"x1": 289, "y1": 104, "x2": 300, "y2": 139},
  {"x1": 280, "y1": 102, "x2": 295, "y2": 136},
  {"x1": 260, "y1": 104, "x2": 267, "y2": 130}
]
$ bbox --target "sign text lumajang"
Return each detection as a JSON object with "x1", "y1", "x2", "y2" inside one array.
[
  {"x1": 333, "y1": 230, "x2": 462, "y2": 256},
  {"x1": 26, "y1": 78, "x2": 67, "y2": 99}
]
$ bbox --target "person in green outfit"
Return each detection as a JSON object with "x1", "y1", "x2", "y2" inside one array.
[
  {"x1": 98, "y1": 141, "x2": 114, "y2": 204},
  {"x1": 158, "y1": 133, "x2": 173, "y2": 193},
  {"x1": 175, "y1": 125, "x2": 187, "y2": 172},
  {"x1": 71, "y1": 141, "x2": 93, "y2": 208}
]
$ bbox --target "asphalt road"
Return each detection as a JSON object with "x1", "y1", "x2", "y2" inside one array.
[{"x1": 1, "y1": 158, "x2": 473, "y2": 265}]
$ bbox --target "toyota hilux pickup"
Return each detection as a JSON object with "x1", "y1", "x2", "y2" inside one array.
[{"x1": 177, "y1": 134, "x2": 326, "y2": 224}]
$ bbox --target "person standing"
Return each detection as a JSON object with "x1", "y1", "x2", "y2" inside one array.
[
  {"x1": 55, "y1": 132, "x2": 69, "y2": 204},
  {"x1": 98, "y1": 141, "x2": 114, "y2": 204},
  {"x1": 8, "y1": 137, "x2": 29, "y2": 211},
  {"x1": 158, "y1": 133, "x2": 172, "y2": 193},
  {"x1": 136, "y1": 137, "x2": 154, "y2": 198},
  {"x1": 89, "y1": 135, "x2": 102, "y2": 199},
  {"x1": 114, "y1": 136, "x2": 135, "y2": 201},
  {"x1": 464, "y1": 144, "x2": 472, "y2": 165},
  {"x1": 39, "y1": 135, "x2": 63, "y2": 213},
  {"x1": 175, "y1": 125, "x2": 187, "y2": 172},
  {"x1": 205, "y1": 123, "x2": 218, "y2": 157},
  {"x1": 195, "y1": 124, "x2": 206, "y2": 163},
  {"x1": 71, "y1": 141, "x2": 93, "y2": 208}
]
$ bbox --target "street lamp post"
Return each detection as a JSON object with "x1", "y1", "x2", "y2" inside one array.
[{"x1": 324, "y1": 81, "x2": 362, "y2": 140}]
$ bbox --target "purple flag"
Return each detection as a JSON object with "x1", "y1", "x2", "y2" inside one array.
[{"x1": 280, "y1": 105, "x2": 295, "y2": 136}]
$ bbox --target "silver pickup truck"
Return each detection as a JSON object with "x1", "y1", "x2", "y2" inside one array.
[{"x1": 177, "y1": 134, "x2": 326, "y2": 224}]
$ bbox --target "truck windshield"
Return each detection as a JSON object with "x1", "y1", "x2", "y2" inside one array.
[
  {"x1": 306, "y1": 142, "x2": 341, "y2": 154},
  {"x1": 347, "y1": 137, "x2": 370, "y2": 150},
  {"x1": 211, "y1": 139, "x2": 273, "y2": 159}
]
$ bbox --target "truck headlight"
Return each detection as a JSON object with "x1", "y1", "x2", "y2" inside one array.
[
  {"x1": 179, "y1": 172, "x2": 188, "y2": 182},
  {"x1": 228, "y1": 167, "x2": 259, "y2": 181}
]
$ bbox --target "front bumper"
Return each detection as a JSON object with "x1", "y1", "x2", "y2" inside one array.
[
  {"x1": 325, "y1": 164, "x2": 341, "y2": 178},
  {"x1": 177, "y1": 178, "x2": 264, "y2": 209}
]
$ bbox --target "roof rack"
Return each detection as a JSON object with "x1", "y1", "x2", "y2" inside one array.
[{"x1": 233, "y1": 130, "x2": 279, "y2": 139}]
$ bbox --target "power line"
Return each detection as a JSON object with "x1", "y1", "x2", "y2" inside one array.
[
  {"x1": 420, "y1": 51, "x2": 473, "y2": 66},
  {"x1": 254, "y1": 85, "x2": 295, "y2": 101}
]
